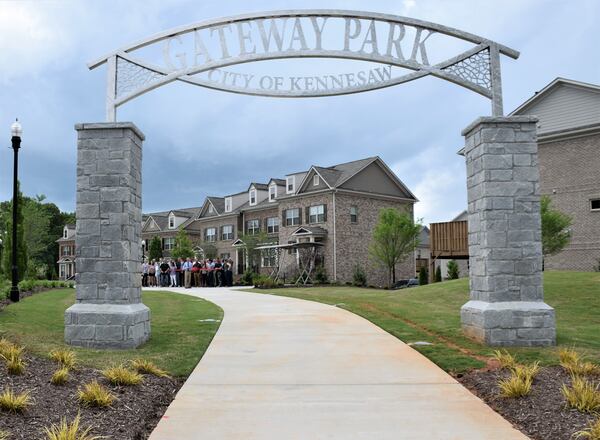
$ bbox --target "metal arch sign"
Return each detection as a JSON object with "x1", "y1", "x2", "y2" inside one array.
[{"x1": 89, "y1": 10, "x2": 519, "y2": 121}]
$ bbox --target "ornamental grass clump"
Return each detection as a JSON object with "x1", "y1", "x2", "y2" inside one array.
[
  {"x1": 498, "y1": 372, "x2": 532, "y2": 398},
  {"x1": 0, "y1": 388, "x2": 32, "y2": 413},
  {"x1": 493, "y1": 349, "x2": 517, "y2": 370},
  {"x1": 512, "y1": 361, "x2": 541, "y2": 382},
  {"x1": 0, "y1": 431, "x2": 9, "y2": 440},
  {"x1": 44, "y1": 413, "x2": 103, "y2": 440},
  {"x1": 559, "y1": 348, "x2": 600, "y2": 376},
  {"x1": 102, "y1": 365, "x2": 143, "y2": 386},
  {"x1": 559, "y1": 347, "x2": 581, "y2": 367},
  {"x1": 77, "y1": 381, "x2": 115, "y2": 408},
  {"x1": 576, "y1": 417, "x2": 600, "y2": 439},
  {"x1": 1, "y1": 346, "x2": 26, "y2": 375},
  {"x1": 50, "y1": 367, "x2": 70, "y2": 386},
  {"x1": 0, "y1": 338, "x2": 17, "y2": 358},
  {"x1": 130, "y1": 359, "x2": 169, "y2": 377},
  {"x1": 49, "y1": 349, "x2": 77, "y2": 370},
  {"x1": 562, "y1": 376, "x2": 600, "y2": 413}
]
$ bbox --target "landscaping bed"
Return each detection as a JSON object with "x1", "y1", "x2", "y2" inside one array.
[
  {"x1": 459, "y1": 366, "x2": 594, "y2": 440},
  {"x1": 0, "y1": 352, "x2": 182, "y2": 439}
]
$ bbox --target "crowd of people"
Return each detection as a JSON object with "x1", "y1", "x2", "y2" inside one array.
[{"x1": 143, "y1": 257, "x2": 234, "y2": 288}]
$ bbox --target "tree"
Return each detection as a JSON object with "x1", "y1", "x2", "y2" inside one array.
[
  {"x1": 238, "y1": 231, "x2": 268, "y2": 273},
  {"x1": 171, "y1": 228, "x2": 194, "y2": 260},
  {"x1": 199, "y1": 242, "x2": 217, "y2": 260},
  {"x1": 541, "y1": 195, "x2": 572, "y2": 258},
  {"x1": 2, "y1": 184, "x2": 28, "y2": 282},
  {"x1": 148, "y1": 236, "x2": 163, "y2": 261},
  {"x1": 447, "y1": 260, "x2": 460, "y2": 280},
  {"x1": 369, "y1": 208, "x2": 421, "y2": 288},
  {"x1": 434, "y1": 266, "x2": 442, "y2": 283},
  {"x1": 418, "y1": 267, "x2": 428, "y2": 286}
]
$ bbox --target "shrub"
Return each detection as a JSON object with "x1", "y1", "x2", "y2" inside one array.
[
  {"x1": 352, "y1": 265, "x2": 367, "y2": 287},
  {"x1": 446, "y1": 260, "x2": 460, "y2": 279},
  {"x1": 1, "y1": 347, "x2": 25, "y2": 375},
  {"x1": 252, "y1": 275, "x2": 278, "y2": 289},
  {"x1": 240, "y1": 271, "x2": 256, "y2": 286},
  {"x1": 101, "y1": 366, "x2": 143, "y2": 386},
  {"x1": 314, "y1": 265, "x2": 328, "y2": 284},
  {"x1": 576, "y1": 417, "x2": 600, "y2": 439},
  {"x1": 498, "y1": 373, "x2": 532, "y2": 398},
  {"x1": 50, "y1": 367, "x2": 69, "y2": 386},
  {"x1": 44, "y1": 412, "x2": 102, "y2": 440},
  {"x1": 418, "y1": 267, "x2": 428, "y2": 286},
  {"x1": 562, "y1": 376, "x2": 600, "y2": 412},
  {"x1": 434, "y1": 266, "x2": 442, "y2": 283},
  {"x1": 49, "y1": 349, "x2": 77, "y2": 370},
  {"x1": 0, "y1": 430, "x2": 9, "y2": 440},
  {"x1": 0, "y1": 388, "x2": 32, "y2": 413},
  {"x1": 493, "y1": 350, "x2": 517, "y2": 370},
  {"x1": 78, "y1": 381, "x2": 115, "y2": 408},
  {"x1": 130, "y1": 359, "x2": 169, "y2": 377}
]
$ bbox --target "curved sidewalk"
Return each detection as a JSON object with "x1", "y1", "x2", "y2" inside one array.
[{"x1": 148, "y1": 287, "x2": 528, "y2": 440}]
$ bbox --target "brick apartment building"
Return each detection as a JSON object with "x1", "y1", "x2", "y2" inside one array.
[
  {"x1": 141, "y1": 156, "x2": 417, "y2": 286},
  {"x1": 511, "y1": 78, "x2": 600, "y2": 271}
]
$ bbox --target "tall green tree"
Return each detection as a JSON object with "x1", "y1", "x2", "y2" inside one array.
[
  {"x1": 148, "y1": 236, "x2": 163, "y2": 261},
  {"x1": 541, "y1": 195, "x2": 572, "y2": 258},
  {"x1": 2, "y1": 184, "x2": 28, "y2": 282},
  {"x1": 171, "y1": 228, "x2": 194, "y2": 260},
  {"x1": 369, "y1": 208, "x2": 421, "y2": 288},
  {"x1": 238, "y1": 231, "x2": 268, "y2": 273}
]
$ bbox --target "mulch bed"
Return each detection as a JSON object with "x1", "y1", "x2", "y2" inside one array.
[
  {"x1": 0, "y1": 354, "x2": 183, "y2": 439},
  {"x1": 458, "y1": 366, "x2": 595, "y2": 440}
]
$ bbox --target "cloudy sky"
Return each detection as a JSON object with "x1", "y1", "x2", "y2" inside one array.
[{"x1": 0, "y1": 0, "x2": 598, "y2": 224}]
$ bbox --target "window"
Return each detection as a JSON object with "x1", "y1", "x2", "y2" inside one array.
[
  {"x1": 224, "y1": 197, "x2": 232, "y2": 212},
  {"x1": 592, "y1": 199, "x2": 600, "y2": 211},
  {"x1": 313, "y1": 174, "x2": 319, "y2": 186},
  {"x1": 208, "y1": 204, "x2": 214, "y2": 214},
  {"x1": 62, "y1": 245, "x2": 72, "y2": 256},
  {"x1": 262, "y1": 248, "x2": 277, "y2": 267},
  {"x1": 267, "y1": 217, "x2": 279, "y2": 234},
  {"x1": 285, "y1": 208, "x2": 300, "y2": 226},
  {"x1": 286, "y1": 176, "x2": 295, "y2": 194},
  {"x1": 246, "y1": 219, "x2": 260, "y2": 235},
  {"x1": 350, "y1": 206, "x2": 358, "y2": 223},
  {"x1": 269, "y1": 185, "x2": 277, "y2": 201},
  {"x1": 221, "y1": 224, "x2": 234, "y2": 240},
  {"x1": 249, "y1": 189, "x2": 257, "y2": 206},
  {"x1": 168, "y1": 214, "x2": 175, "y2": 229},
  {"x1": 63, "y1": 228, "x2": 68, "y2": 238},
  {"x1": 205, "y1": 227, "x2": 216, "y2": 242},
  {"x1": 309, "y1": 205, "x2": 325, "y2": 223},
  {"x1": 164, "y1": 237, "x2": 175, "y2": 250}
]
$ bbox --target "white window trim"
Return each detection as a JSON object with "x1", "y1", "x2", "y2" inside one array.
[
  {"x1": 286, "y1": 176, "x2": 295, "y2": 194},
  {"x1": 313, "y1": 174, "x2": 319, "y2": 186},
  {"x1": 286, "y1": 208, "x2": 300, "y2": 226},
  {"x1": 208, "y1": 204, "x2": 214, "y2": 214},
  {"x1": 309, "y1": 205, "x2": 325, "y2": 224},
  {"x1": 63, "y1": 228, "x2": 68, "y2": 238},
  {"x1": 224, "y1": 197, "x2": 232, "y2": 213},
  {"x1": 249, "y1": 188, "x2": 257, "y2": 206},
  {"x1": 269, "y1": 184, "x2": 277, "y2": 202},
  {"x1": 206, "y1": 227, "x2": 217, "y2": 242},
  {"x1": 168, "y1": 213, "x2": 176, "y2": 229},
  {"x1": 267, "y1": 217, "x2": 279, "y2": 234}
]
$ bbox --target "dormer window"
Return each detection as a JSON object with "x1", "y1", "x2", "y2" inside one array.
[
  {"x1": 168, "y1": 213, "x2": 175, "y2": 229},
  {"x1": 249, "y1": 188, "x2": 257, "y2": 206},
  {"x1": 208, "y1": 204, "x2": 214, "y2": 214},
  {"x1": 286, "y1": 176, "x2": 295, "y2": 194},
  {"x1": 269, "y1": 185, "x2": 276, "y2": 202},
  {"x1": 63, "y1": 227, "x2": 68, "y2": 239},
  {"x1": 225, "y1": 197, "x2": 232, "y2": 212},
  {"x1": 313, "y1": 174, "x2": 319, "y2": 186}
]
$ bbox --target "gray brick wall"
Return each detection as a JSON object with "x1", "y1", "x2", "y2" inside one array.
[{"x1": 538, "y1": 132, "x2": 600, "y2": 270}]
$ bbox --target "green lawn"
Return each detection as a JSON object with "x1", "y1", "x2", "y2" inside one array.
[
  {"x1": 254, "y1": 272, "x2": 600, "y2": 373},
  {"x1": 0, "y1": 289, "x2": 223, "y2": 377}
]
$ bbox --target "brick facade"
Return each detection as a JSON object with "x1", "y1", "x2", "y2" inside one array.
[{"x1": 538, "y1": 132, "x2": 600, "y2": 271}]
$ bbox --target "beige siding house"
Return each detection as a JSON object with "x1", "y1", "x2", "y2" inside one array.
[
  {"x1": 511, "y1": 77, "x2": 600, "y2": 271},
  {"x1": 141, "y1": 156, "x2": 418, "y2": 286}
]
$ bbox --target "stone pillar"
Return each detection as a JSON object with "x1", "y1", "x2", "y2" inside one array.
[
  {"x1": 65, "y1": 122, "x2": 150, "y2": 349},
  {"x1": 460, "y1": 116, "x2": 556, "y2": 346}
]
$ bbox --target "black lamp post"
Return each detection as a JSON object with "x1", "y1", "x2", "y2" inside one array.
[{"x1": 9, "y1": 119, "x2": 22, "y2": 303}]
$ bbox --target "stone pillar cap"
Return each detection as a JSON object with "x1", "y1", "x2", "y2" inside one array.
[
  {"x1": 74, "y1": 122, "x2": 145, "y2": 141},
  {"x1": 461, "y1": 115, "x2": 539, "y2": 137}
]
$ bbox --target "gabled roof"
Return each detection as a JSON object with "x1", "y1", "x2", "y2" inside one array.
[
  {"x1": 206, "y1": 197, "x2": 224, "y2": 214},
  {"x1": 247, "y1": 182, "x2": 269, "y2": 191},
  {"x1": 291, "y1": 226, "x2": 328, "y2": 236},
  {"x1": 510, "y1": 77, "x2": 600, "y2": 115},
  {"x1": 268, "y1": 178, "x2": 286, "y2": 186}
]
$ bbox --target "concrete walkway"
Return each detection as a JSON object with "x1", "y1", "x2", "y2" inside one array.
[{"x1": 148, "y1": 287, "x2": 528, "y2": 440}]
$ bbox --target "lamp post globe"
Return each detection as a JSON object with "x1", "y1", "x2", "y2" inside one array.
[{"x1": 9, "y1": 119, "x2": 22, "y2": 303}]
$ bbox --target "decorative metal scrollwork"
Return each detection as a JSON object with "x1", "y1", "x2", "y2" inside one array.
[
  {"x1": 442, "y1": 49, "x2": 492, "y2": 92},
  {"x1": 116, "y1": 57, "x2": 164, "y2": 99}
]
